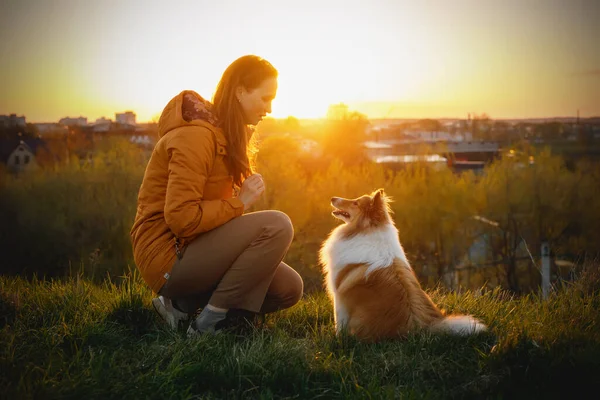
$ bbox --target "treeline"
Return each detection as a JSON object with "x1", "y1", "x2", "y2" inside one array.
[{"x1": 1, "y1": 133, "x2": 599, "y2": 293}]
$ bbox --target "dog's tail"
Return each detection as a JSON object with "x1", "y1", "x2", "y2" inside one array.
[{"x1": 430, "y1": 314, "x2": 487, "y2": 336}]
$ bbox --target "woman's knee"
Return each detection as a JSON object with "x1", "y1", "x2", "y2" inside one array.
[
  {"x1": 265, "y1": 269, "x2": 303, "y2": 312},
  {"x1": 264, "y1": 210, "x2": 294, "y2": 244},
  {"x1": 281, "y1": 268, "x2": 304, "y2": 308},
  {"x1": 288, "y1": 272, "x2": 304, "y2": 306}
]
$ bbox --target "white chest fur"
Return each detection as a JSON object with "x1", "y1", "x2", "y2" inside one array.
[{"x1": 321, "y1": 224, "x2": 409, "y2": 290}]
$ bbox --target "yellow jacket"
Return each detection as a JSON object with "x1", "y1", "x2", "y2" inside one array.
[{"x1": 130, "y1": 90, "x2": 244, "y2": 293}]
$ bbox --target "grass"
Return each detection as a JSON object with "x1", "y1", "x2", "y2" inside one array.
[{"x1": 1, "y1": 271, "x2": 599, "y2": 399}]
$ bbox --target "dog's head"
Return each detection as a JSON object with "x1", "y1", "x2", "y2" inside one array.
[{"x1": 330, "y1": 188, "x2": 392, "y2": 229}]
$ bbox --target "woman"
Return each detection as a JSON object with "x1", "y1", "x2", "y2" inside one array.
[{"x1": 130, "y1": 55, "x2": 303, "y2": 336}]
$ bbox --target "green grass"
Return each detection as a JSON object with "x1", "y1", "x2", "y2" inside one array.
[{"x1": 1, "y1": 272, "x2": 599, "y2": 400}]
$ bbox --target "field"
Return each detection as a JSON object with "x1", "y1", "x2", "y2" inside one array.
[{"x1": 1, "y1": 270, "x2": 599, "y2": 399}]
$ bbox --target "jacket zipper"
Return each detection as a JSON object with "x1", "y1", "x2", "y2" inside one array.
[{"x1": 174, "y1": 236, "x2": 183, "y2": 260}]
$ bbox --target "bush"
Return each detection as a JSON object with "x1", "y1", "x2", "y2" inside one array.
[{"x1": 1, "y1": 138, "x2": 599, "y2": 293}]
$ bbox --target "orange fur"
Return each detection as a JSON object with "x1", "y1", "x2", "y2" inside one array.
[
  {"x1": 334, "y1": 259, "x2": 444, "y2": 341},
  {"x1": 320, "y1": 189, "x2": 486, "y2": 342}
]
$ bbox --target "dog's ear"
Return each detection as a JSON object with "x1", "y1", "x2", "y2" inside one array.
[{"x1": 373, "y1": 188, "x2": 385, "y2": 203}]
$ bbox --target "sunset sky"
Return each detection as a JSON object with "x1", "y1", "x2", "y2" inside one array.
[{"x1": 1, "y1": 0, "x2": 598, "y2": 123}]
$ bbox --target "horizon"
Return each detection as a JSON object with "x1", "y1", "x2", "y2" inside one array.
[
  {"x1": 16, "y1": 113, "x2": 600, "y2": 126},
  {"x1": 14, "y1": 112, "x2": 600, "y2": 126},
  {"x1": 1, "y1": 0, "x2": 599, "y2": 123}
]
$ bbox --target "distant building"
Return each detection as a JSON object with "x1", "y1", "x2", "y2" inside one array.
[
  {"x1": 0, "y1": 138, "x2": 45, "y2": 173},
  {"x1": 34, "y1": 123, "x2": 68, "y2": 135},
  {"x1": 59, "y1": 116, "x2": 88, "y2": 126},
  {"x1": 326, "y1": 103, "x2": 350, "y2": 120},
  {"x1": 0, "y1": 114, "x2": 26, "y2": 128},
  {"x1": 129, "y1": 134, "x2": 153, "y2": 148},
  {"x1": 95, "y1": 117, "x2": 112, "y2": 124},
  {"x1": 299, "y1": 138, "x2": 322, "y2": 156},
  {"x1": 363, "y1": 140, "x2": 393, "y2": 159},
  {"x1": 362, "y1": 139, "x2": 499, "y2": 173},
  {"x1": 405, "y1": 129, "x2": 474, "y2": 142},
  {"x1": 116, "y1": 111, "x2": 136, "y2": 126},
  {"x1": 93, "y1": 117, "x2": 113, "y2": 132}
]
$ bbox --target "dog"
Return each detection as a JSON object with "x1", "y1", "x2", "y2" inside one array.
[{"x1": 319, "y1": 188, "x2": 487, "y2": 342}]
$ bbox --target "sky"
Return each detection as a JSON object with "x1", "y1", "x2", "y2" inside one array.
[{"x1": 0, "y1": 0, "x2": 599, "y2": 123}]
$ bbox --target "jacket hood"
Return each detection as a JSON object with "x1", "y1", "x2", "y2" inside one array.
[{"x1": 157, "y1": 90, "x2": 221, "y2": 139}]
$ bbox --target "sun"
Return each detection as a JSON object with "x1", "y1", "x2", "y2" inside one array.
[{"x1": 266, "y1": 49, "x2": 435, "y2": 120}]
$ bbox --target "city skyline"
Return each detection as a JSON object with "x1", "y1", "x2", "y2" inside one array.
[{"x1": 1, "y1": 0, "x2": 599, "y2": 123}]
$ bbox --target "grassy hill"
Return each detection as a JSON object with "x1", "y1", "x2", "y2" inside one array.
[{"x1": 1, "y1": 270, "x2": 599, "y2": 399}]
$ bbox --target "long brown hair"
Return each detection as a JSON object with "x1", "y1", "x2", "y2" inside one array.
[{"x1": 212, "y1": 55, "x2": 278, "y2": 186}]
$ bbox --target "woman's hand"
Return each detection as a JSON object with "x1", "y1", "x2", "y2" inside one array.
[{"x1": 238, "y1": 173, "x2": 265, "y2": 211}]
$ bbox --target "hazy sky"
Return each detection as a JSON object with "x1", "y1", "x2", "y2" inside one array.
[{"x1": 1, "y1": 0, "x2": 598, "y2": 122}]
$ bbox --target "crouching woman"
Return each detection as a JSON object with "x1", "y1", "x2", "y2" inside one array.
[{"x1": 130, "y1": 55, "x2": 303, "y2": 335}]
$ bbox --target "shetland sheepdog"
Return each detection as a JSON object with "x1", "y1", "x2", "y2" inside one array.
[{"x1": 319, "y1": 188, "x2": 487, "y2": 342}]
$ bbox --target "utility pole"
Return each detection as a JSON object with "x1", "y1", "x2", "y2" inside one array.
[{"x1": 541, "y1": 241, "x2": 550, "y2": 299}]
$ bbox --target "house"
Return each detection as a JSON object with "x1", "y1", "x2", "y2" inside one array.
[
  {"x1": 447, "y1": 215, "x2": 568, "y2": 292},
  {"x1": 34, "y1": 123, "x2": 68, "y2": 135},
  {"x1": 116, "y1": 111, "x2": 136, "y2": 126},
  {"x1": 0, "y1": 114, "x2": 27, "y2": 128},
  {"x1": 92, "y1": 117, "x2": 113, "y2": 133},
  {"x1": 129, "y1": 134, "x2": 154, "y2": 149},
  {"x1": 59, "y1": 116, "x2": 87, "y2": 127},
  {"x1": 0, "y1": 137, "x2": 45, "y2": 173},
  {"x1": 362, "y1": 140, "x2": 393, "y2": 159}
]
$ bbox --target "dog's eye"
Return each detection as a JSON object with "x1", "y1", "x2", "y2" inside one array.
[{"x1": 353, "y1": 201, "x2": 358, "y2": 206}]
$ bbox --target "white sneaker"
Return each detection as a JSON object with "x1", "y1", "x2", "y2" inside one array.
[
  {"x1": 186, "y1": 310, "x2": 226, "y2": 337},
  {"x1": 152, "y1": 296, "x2": 189, "y2": 330},
  {"x1": 186, "y1": 319, "x2": 221, "y2": 337},
  {"x1": 186, "y1": 319, "x2": 207, "y2": 337}
]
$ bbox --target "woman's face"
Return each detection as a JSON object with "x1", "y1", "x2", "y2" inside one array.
[{"x1": 238, "y1": 77, "x2": 278, "y2": 126}]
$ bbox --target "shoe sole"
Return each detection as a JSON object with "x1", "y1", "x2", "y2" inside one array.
[
  {"x1": 187, "y1": 322, "x2": 220, "y2": 338},
  {"x1": 152, "y1": 297, "x2": 187, "y2": 330}
]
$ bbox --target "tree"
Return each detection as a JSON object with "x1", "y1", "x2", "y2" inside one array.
[
  {"x1": 282, "y1": 116, "x2": 301, "y2": 134},
  {"x1": 254, "y1": 135, "x2": 311, "y2": 230},
  {"x1": 388, "y1": 163, "x2": 478, "y2": 288},
  {"x1": 418, "y1": 119, "x2": 441, "y2": 133},
  {"x1": 473, "y1": 148, "x2": 600, "y2": 293},
  {"x1": 321, "y1": 103, "x2": 370, "y2": 166},
  {"x1": 471, "y1": 113, "x2": 492, "y2": 141},
  {"x1": 0, "y1": 124, "x2": 38, "y2": 140}
]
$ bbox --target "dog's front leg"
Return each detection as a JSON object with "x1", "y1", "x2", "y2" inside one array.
[{"x1": 333, "y1": 298, "x2": 350, "y2": 334}]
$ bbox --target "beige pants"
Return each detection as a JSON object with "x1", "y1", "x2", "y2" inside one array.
[{"x1": 159, "y1": 210, "x2": 303, "y2": 314}]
